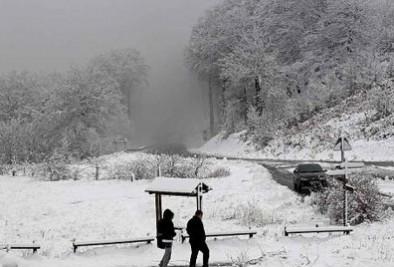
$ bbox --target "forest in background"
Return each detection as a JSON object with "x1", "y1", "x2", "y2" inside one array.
[
  {"x1": 186, "y1": 0, "x2": 394, "y2": 146},
  {"x1": 2, "y1": 0, "x2": 394, "y2": 165},
  {"x1": 0, "y1": 49, "x2": 148, "y2": 164}
]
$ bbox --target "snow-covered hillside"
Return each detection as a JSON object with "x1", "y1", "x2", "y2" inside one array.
[{"x1": 199, "y1": 95, "x2": 394, "y2": 162}]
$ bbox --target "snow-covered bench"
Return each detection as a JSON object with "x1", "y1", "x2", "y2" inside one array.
[
  {"x1": 181, "y1": 230, "x2": 257, "y2": 243},
  {"x1": 284, "y1": 225, "x2": 353, "y2": 236},
  {"x1": 0, "y1": 243, "x2": 40, "y2": 253},
  {"x1": 72, "y1": 237, "x2": 154, "y2": 253}
]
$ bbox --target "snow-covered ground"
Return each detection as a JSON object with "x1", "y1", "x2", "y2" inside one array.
[
  {"x1": 198, "y1": 131, "x2": 394, "y2": 162},
  {"x1": 379, "y1": 180, "x2": 394, "y2": 196},
  {"x1": 195, "y1": 133, "x2": 394, "y2": 266},
  {"x1": 0, "y1": 157, "x2": 320, "y2": 267},
  {"x1": 2, "y1": 151, "x2": 394, "y2": 266}
]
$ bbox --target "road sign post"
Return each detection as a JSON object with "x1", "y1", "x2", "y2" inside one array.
[
  {"x1": 334, "y1": 133, "x2": 352, "y2": 162},
  {"x1": 344, "y1": 161, "x2": 348, "y2": 226},
  {"x1": 341, "y1": 136, "x2": 345, "y2": 162},
  {"x1": 333, "y1": 132, "x2": 353, "y2": 226}
]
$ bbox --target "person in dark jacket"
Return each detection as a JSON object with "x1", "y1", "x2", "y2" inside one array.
[
  {"x1": 157, "y1": 209, "x2": 176, "y2": 267},
  {"x1": 186, "y1": 210, "x2": 209, "y2": 267}
]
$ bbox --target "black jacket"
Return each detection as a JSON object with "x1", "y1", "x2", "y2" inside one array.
[
  {"x1": 157, "y1": 218, "x2": 176, "y2": 248},
  {"x1": 186, "y1": 216, "x2": 206, "y2": 245}
]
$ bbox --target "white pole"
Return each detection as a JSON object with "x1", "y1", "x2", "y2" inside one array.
[{"x1": 344, "y1": 159, "x2": 348, "y2": 226}]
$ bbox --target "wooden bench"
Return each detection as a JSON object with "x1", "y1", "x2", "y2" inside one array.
[
  {"x1": 284, "y1": 225, "x2": 353, "y2": 236},
  {"x1": 72, "y1": 237, "x2": 154, "y2": 253},
  {"x1": 181, "y1": 230, "x2": 257, "y2": 243},
  {"x1": 0, "y1": 244, "x2": 40, "y2": 253}
]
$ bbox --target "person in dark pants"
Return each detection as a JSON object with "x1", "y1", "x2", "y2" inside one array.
[
  {"x1": 157, "y1": 209, "x2": 177, "y2": 267},
  {"x1": 186, "y1": 210, "x2": 209, "y2": 267}
]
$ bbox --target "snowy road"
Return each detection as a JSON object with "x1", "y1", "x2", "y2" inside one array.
[
  {"x1": 260, "y1": 164, "x2": 295, "y2": 191},
  {"x1": 192, "y1": 151, "x2": 394, "y2": 168},
  {"x1": 192, "y1": 151, "x2": 394, "y2": 195}
]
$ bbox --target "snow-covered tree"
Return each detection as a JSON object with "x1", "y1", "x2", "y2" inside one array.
[
  {"x1": 186, "y1": 0, "x2": 393, "y2": 139},
  {"x1": 0, "y1": 48, "x2": 148, "y2": 163},
  {"x1": 87, "y1": 49, "x2": 148, "y2": 122}
]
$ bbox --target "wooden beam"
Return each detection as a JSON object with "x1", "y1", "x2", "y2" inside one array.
[
  {"x1": 196, "y1": 195, "x2": 200, "y2": 211},
  {"x1": 155, "y1": 193, "x2": 163, "y2": 237},
  {"x1": 196, "y1": 183, "x2": 203, "y2": 211},
  {"x1": 158, "y1": 194, "x2": 162, "y2": 221},
  {"x1": 146, "y1": 191, "x2": 198, "y2": 197},
  {"x1": 155, "y1": 193, "x2": 160, "y2": 231}
]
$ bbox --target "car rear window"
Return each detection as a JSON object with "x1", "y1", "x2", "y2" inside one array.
[{"x1": 297, "y1": 164, "x2": 323, "y2": 173}]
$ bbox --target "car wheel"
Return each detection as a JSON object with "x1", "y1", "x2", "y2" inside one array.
[{"x1": 294, "y1": 183, "x2": 299, "y2": 192}]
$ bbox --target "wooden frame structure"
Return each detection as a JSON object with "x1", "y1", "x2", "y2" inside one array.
[{"x1": 145, "y1": 177, "x2": 212, "y2": 231}]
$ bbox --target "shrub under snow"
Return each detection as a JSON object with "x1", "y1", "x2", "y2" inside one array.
[
  {"x1": 111, "y1": 158, "x2": 157, "y2": 181},
  {"x1": 312, "y1": 173, "x2": 386, "y2": 225}
]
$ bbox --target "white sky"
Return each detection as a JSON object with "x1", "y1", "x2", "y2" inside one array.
[{"x1": 0, "y1": 0, "x2": 219, "y2": 75}]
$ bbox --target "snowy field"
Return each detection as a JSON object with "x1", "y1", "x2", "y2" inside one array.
[
  {"x1": 1, "y1": 153, "x2": 394, "y2": 266},
  {"x1": 0, "y1": 158, "x2": 316, "y2": 266}
]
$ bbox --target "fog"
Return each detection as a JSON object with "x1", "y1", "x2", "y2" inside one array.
[
  {"x1": 0, "y1": 0, "x2": 218, "y2": 73},
  {"x1": 0, "y1": 0, "x2": 220, "y2": 144}
]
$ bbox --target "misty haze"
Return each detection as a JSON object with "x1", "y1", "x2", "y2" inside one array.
[
  {"x1": 0, "y1": 0, "x2": 394, "y2": 267},
  {"x1": 0, "y1": 0, "x2": 219, "y2": 146}
]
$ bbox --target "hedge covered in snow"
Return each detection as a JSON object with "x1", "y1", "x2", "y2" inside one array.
[
  {"x1": 2, "y1": 152, "x2": 231, "y2": 181},
  {"x1": 312, "y1": 173, "x2": 389, "y2": 225}
]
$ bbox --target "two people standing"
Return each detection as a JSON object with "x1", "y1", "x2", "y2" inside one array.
[{"x1": 157, "y1": 209, "x2": 209, "y2": 267}]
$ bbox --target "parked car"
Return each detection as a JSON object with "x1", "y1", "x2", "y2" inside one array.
[{"x1": 293, "y1": 164, "x2": 328, "y2": 193}]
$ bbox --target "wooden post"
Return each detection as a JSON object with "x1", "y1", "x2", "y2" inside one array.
[
  {"x1": 155, "y1": 194, "x2": 159, "y2": 219},
  {"x1": 156, "y1": 165, "x2": 162, "y2": 177},
  {"x1": 343, "y1": 160, "x2": 348, "y2": 226},
  {"x1": 95, "y1": 165, "x2": 99, "y2": 180},
  {"x1": 155, "y1": 194, "x2": 163, "y2": 233},
  {"x1": 343, "y1": 187, "x2": 348, "y2": 226},
  {"x1": 155, "y1": 194, "x2": 159, "y2": 231},
  {"x1": 158, "y1": 194, "x2": 162, "y2": 220},
  {"x1": 340, "y1": 135, "x2": 345, "y2": 163},
  {"x1": 33, "y1": 241, "x2": 37, "y2": 254},
  {"x1": 200, "y1": 182, "x2": 203, "y2": 210},
  {"x1": 196, "y1": 183, "x2": 203, "y2": 211}
]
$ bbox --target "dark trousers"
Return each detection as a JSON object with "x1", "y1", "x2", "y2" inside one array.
[
  {"x1": 189, "y1": 241, "x2": 209, "y2": 267},
  {"x1": 159, "y1": 243, "x2": 172, "y2": 267}
]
